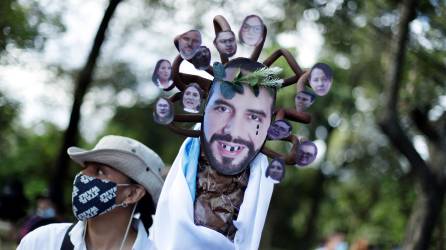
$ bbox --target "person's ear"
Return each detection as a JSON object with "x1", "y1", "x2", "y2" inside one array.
[{"x1": 123, "y1": 184, "x2": 146, "y2": 205}]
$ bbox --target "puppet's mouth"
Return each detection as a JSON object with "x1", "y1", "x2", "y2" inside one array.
[
  {"x1": 184, "y1": 99, "x2": 195, "y2": 105},
  {"x1": 182, "y1": 47, "x2": 194, "y2": 54},
  {"x1": 224, "y1": 47, "x2": 234, "y2": 53},
  {"x1": 316, "y1": 86, "x2": 326, "y2": 92},
  {"x1": 217, "y1": 141, "x2": 245, "y2": 156}
]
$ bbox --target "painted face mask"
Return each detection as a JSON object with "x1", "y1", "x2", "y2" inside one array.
[{"x1": 71, "y1": 174, "x2": 129, "y2": 221}]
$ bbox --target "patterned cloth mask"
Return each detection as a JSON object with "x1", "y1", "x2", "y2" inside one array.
[{"x1": 72, "y1": 174, "x2": 129, "y2": 221}]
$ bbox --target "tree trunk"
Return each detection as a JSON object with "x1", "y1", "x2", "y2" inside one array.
[
  {"x1": 49, "y1": 0, "x2": 122, "y2": 213},
  {"x1": 378, "y1": 0, "x2": 446, "y2": 248},
  {"x1": 403, "y1": 186, "x2": 445, "y2": 250}
]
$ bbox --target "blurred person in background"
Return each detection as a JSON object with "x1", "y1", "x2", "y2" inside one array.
[{"x1": 17, "y1": 194, "x2": 60, "y2": 242}]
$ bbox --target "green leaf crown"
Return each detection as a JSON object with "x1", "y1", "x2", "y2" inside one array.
[{"x1": 212, "y1": 62, "x2": 283, "y2": 99}]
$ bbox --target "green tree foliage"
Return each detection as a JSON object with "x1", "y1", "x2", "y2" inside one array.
[
  {"x1": 0, "y1": 0, "x2": 63, "y2": 56},
  {"x1": 0, "y1": 91, "x2": 19, "y2": 157},
  {"x1": 0, "y1": 122, "x2": 62, "y2": 199}
]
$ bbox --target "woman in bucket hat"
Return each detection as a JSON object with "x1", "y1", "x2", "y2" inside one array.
[{"x1": 18, "y1": 135, "x2": 165, "y2": 250}]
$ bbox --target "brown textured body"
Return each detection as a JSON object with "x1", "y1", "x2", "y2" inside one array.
[{"x1": 194, "y1": 151, "x2": 250, "y2": 240}]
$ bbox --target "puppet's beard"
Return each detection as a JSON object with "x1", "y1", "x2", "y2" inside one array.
[{"x1": 203, "y1": 133, "x2": 256, "y2": 175}]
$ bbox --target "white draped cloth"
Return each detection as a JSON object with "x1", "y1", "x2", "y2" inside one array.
[{"x1": 151, "y1": 138, "x2": 275, "y2": 250}]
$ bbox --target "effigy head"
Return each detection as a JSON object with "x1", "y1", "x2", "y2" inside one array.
[{"x1": 202, "y1": 58, "x2": 281, "y2": 175}]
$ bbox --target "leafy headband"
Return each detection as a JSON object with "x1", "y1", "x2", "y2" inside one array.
[{"x1": 213, "y1": 62, "x2": 283, "y2": 99}]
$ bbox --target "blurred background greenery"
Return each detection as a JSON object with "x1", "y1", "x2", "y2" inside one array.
[{"x1": 0, "y1": 0, "x2": 445, "y2": 249}]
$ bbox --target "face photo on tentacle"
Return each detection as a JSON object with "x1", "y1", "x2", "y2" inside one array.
[
  {"x1": 202, "y1": 59, "x2": 275, "y2": 175},
  {"x1": 267, "y1": 119, "x2": 292, "y2": 140},
  {"x1": 152, "y1": 59, "x2": 173, "y2": 90},
  {"x1": 182, "y1": 83, "x2": 203, "y2": 113},
  {"x1": 309, "y1": 63, "x2": 333, "y2": 96},
  {"x1": 190, "y1": 46, "x2": 211, "y2": 70},
  {"x1": 153, "y1": 97, "x2": 174, "y2": 125},
  {"x1": 239, "y1": 15, "x2": 264, "y2": 46},
  {"x1": 296, "y1": 141, "x2": 317, "y2": 166},
  {"x1": 214, "y1": 30, "x2": 237, "y2": 58},
  {"x1": 266, "y1": 158, "x2": 285, "y2": 183},
  {"x1": 295, "y1": 90, "x2": 316, "y2": 112},
  {"x1": 176, "y1": 30, "x2": 202, "y2": 60}
]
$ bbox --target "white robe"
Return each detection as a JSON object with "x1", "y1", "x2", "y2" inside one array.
[{"x1": 151, "y1": 137, "x2": 275, "y2": 250}]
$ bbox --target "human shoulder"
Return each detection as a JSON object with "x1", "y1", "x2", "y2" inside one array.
[{"x1": 17, "y1": 222, "x2": 73, "y2": 250}]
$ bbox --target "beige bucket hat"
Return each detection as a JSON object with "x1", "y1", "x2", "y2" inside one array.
[{"x1": 67, "y1": 135, "x2": 165, "y2": 205}]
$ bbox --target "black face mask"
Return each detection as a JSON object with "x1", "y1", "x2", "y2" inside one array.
[{"x1": 71, "y1": 174, "x2": 129, "y2": 221}]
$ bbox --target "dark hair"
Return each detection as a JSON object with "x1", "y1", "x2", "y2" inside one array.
[
  {"x1": 311, "y1": 63, "x2": 333, "y2": 80},
  {"x1": 152, "y1": 59, "x2": 172, "y2": 85},
  {"x1": 185, "y1": 83, "x2": 203, "y2": 95},
  {"x1": 190, "y1": 46, "x2": 210, "y2": 70},
  {"x1": 238, "y1": 15, "x2": 264, "y2": 45},
  {"x1": 225, "y1": 57, "x2": 265, "y2": 72},
  {"x1": 130, "y1": 180, "x2": 156, "y2": 233},
  {"x1": 271, "y1": 158, "x2": 285, "y2": 166}
]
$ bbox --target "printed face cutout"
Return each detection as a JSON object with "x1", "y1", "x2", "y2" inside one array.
[
  {"x1": 190, "y1": 46, "x2": 211, "y2": 70},
  {"x1": 153, "y1": 97, "x2": 174, "y2": 125},
  {"x1": 182, "y1": 84, "x2": 202, "y2": 113},
  {"x1": 214, "y1": 31, "x2": 237, "y2": 58},
  {"x1": 239, "y1": 15, "x2": 264, "y2": 46},
  {"x1": 152, "y1": 59, "x2": 173, "y2": 90},
  {"x1": 266, "y1": 159, "x2": 285, "y2": 183},
  {"x1": 178, "y1": 30, "x2": 202, "y2": 60},
  {"x1": 309, "y1": 63, "x2": 333, "y2": 96},
  {"x1": 296, "y1": 141, "x2": 317, "y2": 166},
  {"x1": 295, "y1": 91, "x2": 315, "y2": 112},
  {"x1": 267, "y1": 119, "x2": 292, "y2": 140},
  {"x1": 202, "y1": 67, "x2": 274, "y2": 175}
]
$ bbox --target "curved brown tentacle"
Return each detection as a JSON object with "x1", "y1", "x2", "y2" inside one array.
[
  {"x1": 273, "y1": 108, "x2": 311, "y2": 124},
  {"x1": 261, "y1": 146, "x2": 282, "y2": 159},
  {"x1": 167, "y1": 123, "x2": 201, "y2": 137},
  {"x1": 169, "y1": 92, "x2": 182, "y2": 103},
  {"x1": 282, "y1": 75, "x2": 298, "y2": 87},
  {"x1": 274, "y1": 108, "x2": 286, "y2": 120},
  {"x1": 296, "y1": 70, "x2": 310, "y2": 92},
  {"x1": 213, "y1": 15, "x2": 232, "y2": 64},
  {"x1": 262, "y1": 134, "x2": 300, "y2": 165},
  {"x1": 250, "y1": 25, "x2": 267, "y2": 62},
  {"x1": 213, "y1": 15, "x2": 231, "y2": 35},
  {"x1": 179, "y1": 73, "x2": 212, "y2": 93},
  {"x1": 263, "y1": 49, "x2": 304, "y2": 87},
  {"x1": 173, "y1": 114, "x2": 203, "y2": 123},
  {"x1": 172, "y1": 55, "x2": 187, "y2": 91},
  {"x1": 284, "y1": 135, "x2": 300, "y2": 165}
]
